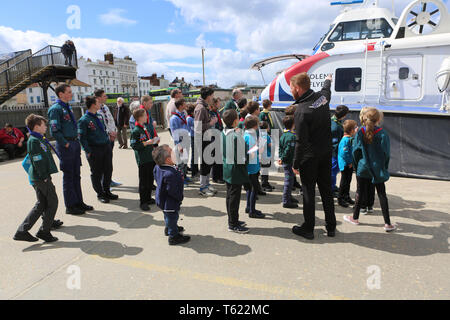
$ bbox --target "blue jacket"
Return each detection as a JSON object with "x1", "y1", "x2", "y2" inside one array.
[
  {"x1": 170, "y1": 111, "x2": 189, "y2": 145},
  {"x1": 154, "y1": 165, "x2": 184, "y2": 213},
  {"x1": 338, "y1": 136, "x2": 353, "y2": 171},
  {"x1": 244, "y1": 129, "x2": 260, "y2": 175},
  {"x1": 187, "y1": 116, "x2": 195, "y2": 137},
  {"x1": 353, "y1": 127, "x2": 390, "y2": 184}
]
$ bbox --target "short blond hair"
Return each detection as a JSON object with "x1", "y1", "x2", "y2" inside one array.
[{"x1": 290, "y1": 72, "x2": 311, "y2": 91}]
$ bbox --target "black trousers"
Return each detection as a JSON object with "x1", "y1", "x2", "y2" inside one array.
[
  {"x1": 139, "y1": 162, "x2": 155, "y2": 205},
  {"x1": 244, "y1": 173, "x2": 259, "y2": 214},
  {"x1": 299, "y1": 154, "x2": 337, "y2": 233},
  {"x1": 361, "y1": 181, "x2": 375, "y2": 208},
  {"x1": 190, "y1": 136, "x2": 199, "y2": 177},
  {"x1": 1, "y1": 143, "x2": 26, "y2": 159},
  {"x1": 338, "y1": 165, "x2": 353, "y2": 202},
  {"x1": 226, "y1": 183, "x2": 242, "y2": 227},
  {"x1": 353, "y1": 177, "x2": 391, "y2": 225},
  {"x1": 87, "y1": 144, "x2": 113, "y2": 197},
  {"x1": 18, "y1": 179, "x2": 58, "y2": 233}
]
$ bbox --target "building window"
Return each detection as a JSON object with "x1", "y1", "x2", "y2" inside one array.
[
  {"x1": 329, "y1": 19, "x2": 393, "y2": 42},
  {"x1": 37, "y1": 96, "x2": 41, "y2": 103},
  {"x1": 94, "y1": 79, "x2": 97, "y2": 85},
  {"x1": 100, "y1": 70, "x2": 103, "y2": 75},
  {"x1": 335, "y1": 68, "x2": 362, "y2": 92},
  {"x1": 93, "y1": 70, "x2": 96, "y2": 75},
  {"x1": 30, "y1": 97, "x2": 34, "y2": 104},
  {"x1": 106, "y1": 71, "x2": 108, "y2": 76}
]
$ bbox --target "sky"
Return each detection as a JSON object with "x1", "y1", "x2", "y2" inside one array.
[{"x1": 0, "y1": 0, "x2": 449, "y2": 88}]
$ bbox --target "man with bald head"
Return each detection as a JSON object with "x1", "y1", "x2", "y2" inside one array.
[
  {"x1": 114, "y1": 97, "x2": 131, "y2": 149},
  {"x1": 222, "y1": 89, "x2": 243, "y2": 115}
]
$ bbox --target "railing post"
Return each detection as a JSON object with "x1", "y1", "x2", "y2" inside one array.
[
  {"x1": 27, "y1": 57, "x2": 32, "y2": 79},
  {"x1": 5, "y1": 70, "x2": 10, "y2": 92},
  {"x1": 50, "y1": 46, "x2": 54, "y2": 65}
]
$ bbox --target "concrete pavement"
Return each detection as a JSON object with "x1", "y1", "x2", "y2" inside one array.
[{"x1": 0, "y1": 130, "x2": 449, "y2": 300}]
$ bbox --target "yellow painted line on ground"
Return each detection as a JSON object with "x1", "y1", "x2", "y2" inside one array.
[{"x1": 90, "y1": 256, "x2": 349, "y2": 300}]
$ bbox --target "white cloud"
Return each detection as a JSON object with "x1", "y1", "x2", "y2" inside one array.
[
  {"x1": 0, "y1": 26, "x2": 274, "y2": 88},
  {"x1": 99, "y1": 9, "x2": 138, "y2": 26}
]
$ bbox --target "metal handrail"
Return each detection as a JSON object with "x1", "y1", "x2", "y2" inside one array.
[{"x1": 0, "y1": 45, "x2": 77, "y2": 98}]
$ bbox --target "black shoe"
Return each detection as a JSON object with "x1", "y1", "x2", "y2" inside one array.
[
  {"x1": 105, "y1": 192, "x2": 119, "y2": 200},
  {"x1": 257, "y1": 191, "x2": 267, "y2": 196},
  {"x1": 169, "y1": 234, "x2": 191, "y2": 246},
  {"x1": 262, "y1": 186, "x2": 273, "y2": 192},
  {"x1": 327, "y1": 229, "x2": 336, "y2": 238},
  {"x1": 152, "y1": 185, "x2": 157, "y2": 191},
  {"x1": 140, "y1": 203, "x2": 150, "y2": 211},
  {"x1": 245, "y1": 207, "x2": 250, "y2": 214},
  {"x1": 346, "y1": 198, "x2": 355, "y2": 205},
  {"x1": 238, "y1": 221, "x2": 247, "y2": 227},
  {"x1": 165, "y1": 226, "x2": 185, "y2": 236},
  {"x1": 333, "y1": 191, "x2": 340, "y2": 199},
  {"x1": 14, "y1": 231, "x2": 39, "y2": 242},
  {"x1": 35, "y1": 230, "x2": 58, "y2": 243},
  {"x1": 338, "y1": 200, "x2": 349, "y2": 208},
  {"x1": 294, "y1": 181, "x2": 302, "y2": 189},
  {"x1": 283, "y1": 202, "x2": 298, "y2": 209},
  {"x1": 52, "y1": 220, "x2": 64, "y2": 230},
  {"x1": 292, "y1": 226, "x2": 314, "y2": 240},
  {"x1": 228, "y1": 225, "x2": 250, "y2": 234},
  {"x1": 98, "y1": 196, "x2": 110, "y2": 204},
  {"x1": 66, "y1": 207, "x2": 86, "y2": 215},
  {"x1": 213, "y1": 179, "x2": 225, "y2": 184},
  {"x1": 249, "y1": 212, "x2": 265, "y2": 219},
  {"x1": 291, "y1": 198, "x2": 299, "y2": 204},
  {"x1": 148, "y1": 199, "x2": 156, "y2": 205},
  {"x1": 78, "y1": 203, "x2": 94, "y2": 211}
]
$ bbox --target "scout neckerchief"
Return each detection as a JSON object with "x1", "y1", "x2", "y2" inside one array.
[
  {"x1": 361, "y1": 126, "x2": 383, "y2": 136},
  {"x1": 171, "y1": 111, "x2": 187, "y2": 125},
  {"x1": 233, "y1": 99, "x2": 240, "y2": 113},
  {"x1": 211, "y1": 110, "x2": 222, "y2": 128},
  {"x1": 135, "y1": 122, "x2": 151, "y2": 140},
  {"x1": 140, "y1": 105, "x2": 159, "y2": 139},
  {"x1": 57, "y1": 99, "x2": 77, "y2": 127},
  {"x1": 262, "y1": 110, "x2": 274, "y2": 128},
  {"x1": 86, "y1": 111, "x2": 106, "y2": 133},
  {"x1": 284, "y1": 129, "x2": 296, "y2": 134},
  {"x1": 331, "y1": 115, "x2": 343, "y2": 128},
  {"x1": 27, "y1": 127, "x2": 60, "y2": 159}
]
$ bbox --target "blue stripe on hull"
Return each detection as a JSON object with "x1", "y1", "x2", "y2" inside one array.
[{"x1": 268, "y1": 102, "x2": 450, "y2": 116}]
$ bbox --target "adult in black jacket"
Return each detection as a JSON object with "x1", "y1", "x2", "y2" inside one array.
[
  {"x1": 114, "y1": 98, "x2": 131, "y2": 149},
  {"x1": 291, "y1": 72, "x2": 336, "y2": 240}
]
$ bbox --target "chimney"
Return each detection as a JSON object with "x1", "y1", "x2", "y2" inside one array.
[{"x1": 104, "y1": 52, "x2": 114, "y2": 65}]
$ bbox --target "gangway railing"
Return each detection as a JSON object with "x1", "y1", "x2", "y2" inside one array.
[{"x1": 0, "y1": 45, "x2": 77, "y2": 105}]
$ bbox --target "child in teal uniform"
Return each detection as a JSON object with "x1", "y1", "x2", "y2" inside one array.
[
  {"x1": 279, "y1": 116, "x2": 298, "y2": 209},
  {"x1": 260, "y1": 121, "x2": 275, "y2": 192},
  {"x1": 14, "y1": 114, "x2": 60, "y2": 243},
  {"x1": 344, "y1": 108, "x2": 397, "y2": 232},
  {"x1": 337, "y1": 120, "x2": 358, "y2": 208},
  {"x1": 243, "y1": 116, "x2": 265, "y2": 219},
  {"x1": 131, "y1": 109, "x2": 157, "y2": 211},
  {"x1": 222, "y1": 110, "x2": 250, "y2": 233}
]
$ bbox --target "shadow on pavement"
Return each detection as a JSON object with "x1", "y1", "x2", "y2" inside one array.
[
  {"x1": 78, "y1": 210, "x2": 165, "y2": 229},
  {"x1": 53, "y1": 225, "x2": 118, "y2": 240},
  {"x1": 182, "y1": 206, "x2": 226, "y2": 218},
  {"x1": 182, "y1": 235, "x2": 252, "y2": 257},
  {"x1": 23, "y1": 240, "x2": 143, "y2": 259}
]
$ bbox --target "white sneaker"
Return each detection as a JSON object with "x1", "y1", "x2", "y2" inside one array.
[
  {"x1": 368, "y1": 207, "x2": 374, "y2": 214},
  {"x1": 384, "y1": 224, "x2": 397, "y2": 232},
  {"x1": 199, "y1": 188, "x2": 215, "y2": 197},
  {"x1": 361, "y1": 208, "x2": 369, "y2": 215},
  {"x1": 344, "y1": 215, "x2": 360, "y2": 226},
  {"x1": 207, "y1": 185, "x2": 218, "y2": 194}
]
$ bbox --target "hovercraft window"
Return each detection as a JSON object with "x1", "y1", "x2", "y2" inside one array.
[
  {"x1": 335, "y1": 68, "x2": 362, "y2": 92},
  {"x1": 399, "y1": 67, "x2": 410, "y2": 80},
  {"x1": 329, "y1": 18, "x2": 393, "y2": 42}
]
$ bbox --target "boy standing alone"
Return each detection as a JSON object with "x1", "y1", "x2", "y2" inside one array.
[
  {"x1": 14, "y1": 115, "x2": 59, "y2": 243},
  {"x1": 153, "y1": 145, "x2": 190, "y2": 245}
]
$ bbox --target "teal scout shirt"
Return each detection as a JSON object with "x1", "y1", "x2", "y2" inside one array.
[
  {"x1": 279, "y1": 130, "x2": 296, "y2": 166},
  {"x1": 27, "y1": 135, "x2": 58, "y2": 183},
  {"x1": 48, "y1": 101, "x2": 78, "y2": 146},
  {"x1": 78, "y1": 112, "x2": 110, "y2": 154}
]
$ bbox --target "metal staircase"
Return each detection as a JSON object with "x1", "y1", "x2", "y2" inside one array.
[{"x1": 0, "y1": 45, "x2": 77, "y2": 106}]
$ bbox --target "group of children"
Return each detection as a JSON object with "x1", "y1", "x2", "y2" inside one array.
[{"x1": 13, "y1": 90, "x2": 396, "y2": 246}]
